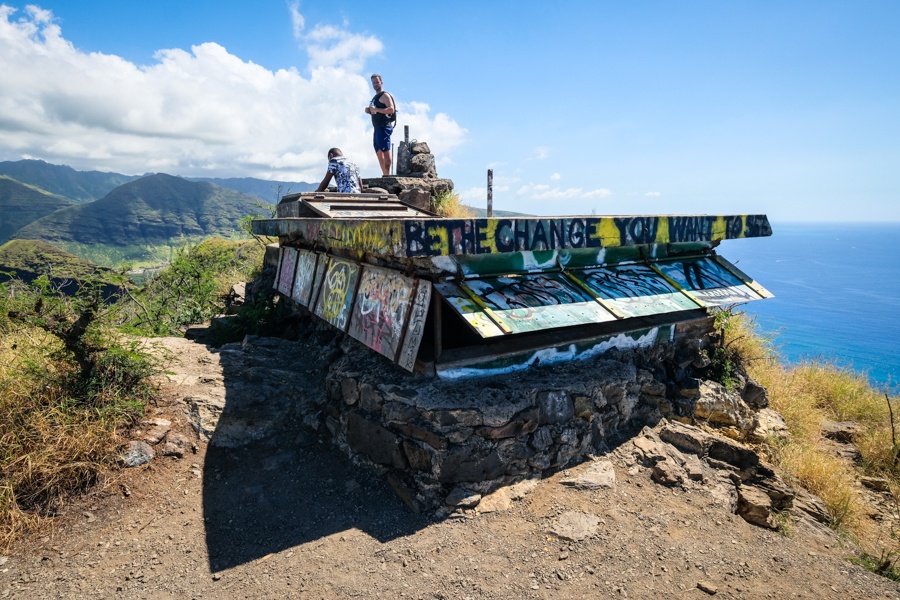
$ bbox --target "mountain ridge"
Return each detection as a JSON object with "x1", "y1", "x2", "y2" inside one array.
[
  {"x1": 0, "y1": 159, "x2": 316, "y2": 204},
  {"x1": 13, "y1": 173, "x2": 268, "y2": 247},
  {"x1": 0, "y1": 159, "x2": 140, "y2": 203},
  {"x1": 0, "y1": 176, "x2": 75, "y2": 244}
]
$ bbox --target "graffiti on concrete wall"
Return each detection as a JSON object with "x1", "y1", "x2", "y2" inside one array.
[
  {"x1": 273, "y1": 219, "x2": 405, "y2": 256},
  {"x1": 437, "y1": 326, "x2": 673, "y2": 380},
  {"x1": 271, "y1": 241, "x2": 770, "y2": 374},
  {"x1": 273, "y1": 248, "x2": 283, "y2": 291},
  {"x1": 313, "y1": 258, "x2": 360, "y2": 331},
  {"x1": 273, "y1": 249, "x2": 435, "y2": 371},
  {"x1": 397, "y1": 280, "x2": 432, "y2": 371},
  {"x1": 577, "y1": 265, "x2": 700, "y2": 317},
  {"x1": 403, "y1": 215, "x2": 771, "y2": 257},
  {"x1": 291, "y1": 249, "x2": 318, "y2": 307},
  {"x1": 433, "y1": 283, "x2": 506, "y2": 338},
  {"x1": 348, "y1": 267, "x2": 415, "y2": 360},
  {"x1": 470, "y1": 273, "x2": 589, "y2": 309},
  {"x1": 433, "y1": 273, "x2": 619, "y2": 338},
  {"x1": 276, "y1": 247, "x2": 298, "y2": 297},
  {"x1": 654, "y1": 257, "x2": 765, "y2": 305},
  {"x1": 462, "y1": 274, "x2": 615, "y2": 333}
]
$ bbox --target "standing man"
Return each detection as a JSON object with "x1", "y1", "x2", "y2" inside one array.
[
  {"x1": 316, "y1": 148, "x2": 361, "y2": 193},
  {"x1": 365, "y1": 74, "x2": 396, "y2": 176}
]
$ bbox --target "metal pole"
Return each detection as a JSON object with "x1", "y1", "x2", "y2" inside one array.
[{"x1": 487, "y1": 169, "x2": 493, "y2": 218}]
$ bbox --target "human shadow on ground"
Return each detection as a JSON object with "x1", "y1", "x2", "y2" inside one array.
[{"x1": 200, "y1": 333, "x2": 433, "y2": 573}]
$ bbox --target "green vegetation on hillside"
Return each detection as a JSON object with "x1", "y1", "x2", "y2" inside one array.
[
  {"x1": 0, "y1": 236, "x2": 270, "y2": 546},
  {"x1": 0, "y1": 239, "x2": 121, "y2": 284},
  {"x1": 187, "y1": 177, "x2": 316, "y2": 203},
  {"x1": 115, "y1": 238, "x2": 266, "y2": 336},
  {"x1": 0, "y1": 177, "x2": 74, "y2": 245},
  {"x1": 12, "y1": 173, "x2": 272, "y2": 268}
]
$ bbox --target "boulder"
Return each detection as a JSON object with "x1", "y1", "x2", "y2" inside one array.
[
  {"x1": 398, "y1": 188, "x2": 432, "y2": 212},
  {"x1": 693, "y1": 380, "x2": 755, "y2": 435},
  {"x1": 747, "y1": 408, "x2": 790, "y2": 444},
  {"x1": 737, "y1": 485, "x2": 777, "y2": 529},
  {"x1": 860, "y1": 476, "x2": 891, "y2": 492},
  {"x1": 409, "y1": 153, "x2": 437, "y2": 177},
  {"x1": 820, "y1": 420, "x2": 860, "y2": 443},
  {"x1": 651, "y1": 460, "x2": 686, "y2": 487},
  {"x1": 139, "y1": 417, "x2": 172, "y2": 444},
  {"x1": 161, "y1": 432, "x2": 192, "y2": 458},
  {"x1": 741, "y1": 374, "x2": 769, "y2": 408},
  {"x1": 121, "y1": 441, "x2": 155, "y2": 468},
  {"x1": 561, "y1": 459, "x2": 617, "y2": 490},
  {"x1": 395, "y1": 141, "x2": 412, "y2": 175},
  {"x1": 444, "y1": 485, "x2": 482, "y2": 508}
]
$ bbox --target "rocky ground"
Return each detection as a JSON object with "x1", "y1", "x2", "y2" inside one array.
[{"x1": 3, "y1": 334, "x2": 899, "y2": 599}]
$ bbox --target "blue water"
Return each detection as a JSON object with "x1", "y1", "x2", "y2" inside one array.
[{"x1": 724, "y1": 222, "x2": 900, "y2": 391}]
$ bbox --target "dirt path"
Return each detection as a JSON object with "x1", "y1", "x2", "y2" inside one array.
[{"x1": 3, "y1": 335, "x2": 899, "y2": 599}]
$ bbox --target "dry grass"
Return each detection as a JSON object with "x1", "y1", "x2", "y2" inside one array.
[
  {"x1": 0, "y1": 327, "x2": 144, "y2": 549},
  {"x1": 432, "y1": 191, "x2": 476, "y2": 218},
  {"x1": 720, "y1": 309, "x2": 898, "y2": 539}
]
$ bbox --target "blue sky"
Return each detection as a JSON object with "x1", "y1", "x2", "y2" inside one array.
[{"x1": 0, "y1": 1, "x2": 897, "y2": 221}]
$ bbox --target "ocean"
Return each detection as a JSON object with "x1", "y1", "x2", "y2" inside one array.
[{"x1": 724, "y1": 222, "x2": 900, "y2": 390}]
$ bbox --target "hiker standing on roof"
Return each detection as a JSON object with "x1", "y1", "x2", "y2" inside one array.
[
  {"x1": 315, "y1": 148, "x2": 361, "y2": 193},
  {"x1": 364, "y1": 74, "x2": 396, "y2": 177}
]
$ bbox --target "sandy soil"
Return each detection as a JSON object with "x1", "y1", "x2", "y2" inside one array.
[{"x1": 3, "y1": 335, "x2": 899, "y2": 600}]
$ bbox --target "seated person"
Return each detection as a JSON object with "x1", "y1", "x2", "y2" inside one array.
[{"x1": 316, "y1": 148, "x2": 361, "y2": 193}]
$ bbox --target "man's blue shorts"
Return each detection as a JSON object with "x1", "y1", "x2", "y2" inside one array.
[{"x1": 373, "y1": 126, "x2": 393, "y2": 152}]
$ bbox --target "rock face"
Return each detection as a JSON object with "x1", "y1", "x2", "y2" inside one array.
[
  {"x1": 362, "y1": 137, "x2": 453, "y2": 214},
  {"x1": 644, "y1": 420, "x2": 796, "y2": 529},
  {"x1": 396, "y1": 140, "x2": 437, "y2": 178},
  {"x1": 361, "y1": 175, "x2": 454, "y2": 214}
]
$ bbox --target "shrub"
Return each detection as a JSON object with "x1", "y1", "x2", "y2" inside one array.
[
  {"x1": 118, "y1": 238, "x2": 264, "y2": 336},
  {"x1": 0, "y1": 277, "x2": 155, "y2": 548}
]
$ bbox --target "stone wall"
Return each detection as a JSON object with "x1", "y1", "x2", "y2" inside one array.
[{"x1": 299, "y1": 316, "x2": 776, "y2": 511}]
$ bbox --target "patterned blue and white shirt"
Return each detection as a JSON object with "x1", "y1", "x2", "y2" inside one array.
[{"x1": 327, "y1": 156, "x2": 361, "y2": 193}]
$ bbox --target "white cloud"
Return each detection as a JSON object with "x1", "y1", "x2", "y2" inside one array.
[
  {"x1": 0, "y1": 5, "x2": 466, "y2": 182},
  {"x1": 459, "y1": 186, "x2": 486, "y2": 204},
  {"x1": 399, "y1": 101, "x2": 467, "y2": 155},
  {"x1": 303, "y1": 25, "x2": 383, "y2": 72},
  {"x1": 289, "y1": 1, "x2": 305, "y2": 40},
  {"x1": 645, "y1": 191, "x2": 662, "y2": 197},
  {"x1": 534, "y1": 146, "x2": 549, "y2": 160},
  {"x1": 550, "y1": 172, "x2": 561, "y2": 180},
  {"x1": 516, "y1": 183, "x2": 612, "y2": 201},
  {"x1": 459, "y1": 173, "x2": 523, "y2": 206}
]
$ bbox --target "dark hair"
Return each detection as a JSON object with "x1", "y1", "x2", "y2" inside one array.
[
  {"x1": 327, "y1": 147, "x2": 342, "y2": 158},
  {"x1": 371, "y1": 74, "x2": 382, "y2": 80}
]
